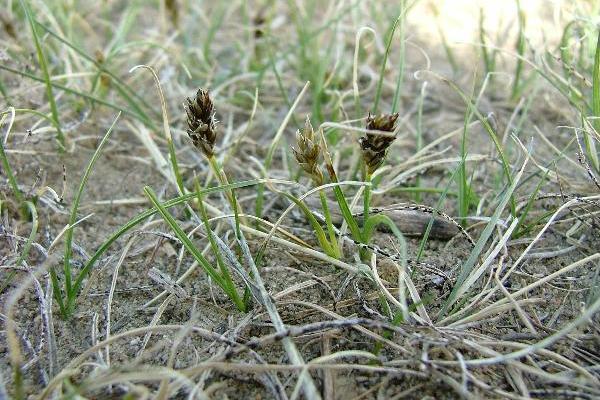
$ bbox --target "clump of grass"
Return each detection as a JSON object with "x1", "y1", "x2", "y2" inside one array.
[
  {"x1": 53, "y1": 78, "x2": 268, "y2": 317},
  {"x1": 51, "y1": 114, "x2": 120, "y2": 318},
  {"x1": 539, "y1": 8, "x2": 600, "y2": 173},
  {"x1": 144, "y1": 185, "x2": 247, "y2": 312}
]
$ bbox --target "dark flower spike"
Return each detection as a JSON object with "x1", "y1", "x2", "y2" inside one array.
[
  {"x1": 292, "y1": 116, "x2": 324, "y2": 185},
  {"x1": 359, "y1": 112, "x2": 399, "y2": 174},
  {"x1": 185, "y1": 89, "x2": 218, "y2": 158}
]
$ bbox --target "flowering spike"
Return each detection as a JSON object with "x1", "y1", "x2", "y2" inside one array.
[
  {"x1": 359, "y1": 112, "x2": 399, "y2": 174},
  {"x1": 292, "y1": 116, "x2": 324, "y2": 185},
  {"x1": 185, "y1": 89, "x2": 218, "y2": 158}
]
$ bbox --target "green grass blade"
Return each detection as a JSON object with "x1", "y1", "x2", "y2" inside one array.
[
  {"x1": 71, "y1": 179, "x2": 265, "y2": 300},
  {"x1": 511, "y1": 0, "x2": 526, "y2": 101},
  {"x1": 129, "y1": 65, "x2": 185, "y2": 195},
  {"x1": 0, "y1": 77, "x2": 9, "y2": 104},
  {"x1": 364, "y1": 213, "x2": 407, "y2": 266},
  {"x1": 0, "y1": 64, "x2": 153, "y2": 126},
  {"x1": 264, "y1": 40, "x2": 297, "y2": 124},
  {"x1": 331, "y1": 184, "x2": 363, "y2": 243},
  {"x1": 513, "y1": 170, "x2": 549, "y2": 238},
  {"x1": 439, "y1": 155, "x2": 528, "y2": 318},
  {"x1": 277, "y1": 191, "x2": 337, "y2": 258},
  {"x1": 62, "y1": 113, "x2": 121, "y2": 316},
  {"x1": 458, "y1": 91, "x2": 475, "y2": 225},
  {"x1": 319, "y1": 128, "x2": 363, "y2": 242},
  {"x1": 49, "y1": 268, "x2": 67, "y2": 317},
  {"x1": 391, "y1": 0, "x2": 417, "y2": 113},
  {"x1": 432, "y1": 73, "x2": 516, "y2": 216},
  {"x1": 416, "y1": 164, "x2": 460, "y2": 263},
  {"x1": 195, "y1": 180, "x2": 245, "y2": 311},
  {"x1": 319, "y1": 191, "x2": 340, "y2": 257},
  {"x1": 144, "y1": 186, "x2": 227, "y2": 290},
  {"x1": 373, "y1": 14, "x2": 402, "y2": 114},
  {"x1": 479, "y1": 7, "x2": 494, "y2": 78},
  {"x1": 414, "y1": 82, "x2": 426, "y2": 203},
  {"x1": 38, "y1": 22, "x2": 159, "y2": 121},
  {"x1": 559, "y1": 20, "x2": 577, "y2": 81},
  {"x1": 19, "y1": 0, "x2": 65, "y2": 149},
  {"x1": 203, "y1": 3, "x2": 226, "y2": 64},
  {"x1": 589, "y1": 29, "x2": 600, "y2": 171},
  {"x1": 431, "y1": 4, "x2": 458, "y2": 76}
]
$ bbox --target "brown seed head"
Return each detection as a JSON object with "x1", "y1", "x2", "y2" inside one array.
[
  {"x1": 359, "y1": 112, "x2": 399, "y2": 174},
  {"x1": 292, "y1": 117, "x2": 324, "y2": 185},
  {"x1": 165, "y1": 0, "x2": 179, "y2": 26},
  {"x1": 185, "y1": 89, "x2": 218, "y2": 158}
]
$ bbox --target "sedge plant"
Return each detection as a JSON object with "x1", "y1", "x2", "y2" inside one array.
[
  {"x1": 357, "y1": 113, "x2": 407, "y2": 259},
  {"x1": 291, "y1": 117, "x2": 341, "y2": 259},
  {"x1": 144, "y1": 88, "x2": 249, "y2": 311},
  {"x1": 57, "y1": 88, "x2": 255, "y2": 316},
  {"x1": 292, "y1": 113, "x2": 406, "y2": 263},
  {"x1": 143, "y1": 88, "x2": 249, "y2": 311}
]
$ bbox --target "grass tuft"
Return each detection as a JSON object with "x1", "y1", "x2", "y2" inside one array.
[{"x1": 54, "y1": 113, "x2": 121, "y2": 318}]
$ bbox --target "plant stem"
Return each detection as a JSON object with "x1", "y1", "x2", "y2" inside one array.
[
  {"x1": 319, "y1": 190, "x2": 340, "y2": 258},
  {"x1": 363, "y1": 171, "x2": 372, "y2": 230},
  {"x1": 359, "y1": 170, "x2": 372, "y2": 261},
  {"x1": 511, "y1": 0, "x2": 526, "y2": 101},
  {"x1": 196, "y1": 182, "x2": 246, "y2": 312},
  {"x1": 206, "y1": 156, "x2": 248, "y2": 308},
  {"x1": 209, "y1": 156, "x2": 232, "y2": 203},
  {"x1": 208, "y1": 155, "x2": 246, "y2": 232},
  {"x1": 319, "y1": 128, "x2": 363, "y2": 242}
]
